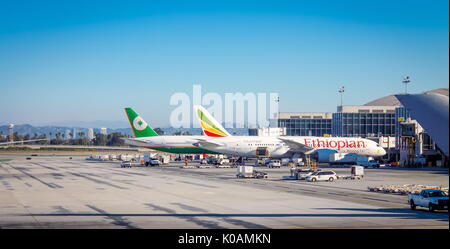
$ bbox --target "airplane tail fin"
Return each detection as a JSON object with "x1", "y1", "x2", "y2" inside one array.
[
  {"x1": 124, "y1": 107, "x2": 159, "y2": 137},
  {"x1": 194, "y1": 105, "x2": 232, "y2": 137}
]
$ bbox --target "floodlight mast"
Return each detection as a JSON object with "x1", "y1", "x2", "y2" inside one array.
[
  {"x1": 338, "y1": 86, "x2": 345, "y2": 106},
  {"x1": 402, "y1": 76, "x2": 410, "y2": 94}
]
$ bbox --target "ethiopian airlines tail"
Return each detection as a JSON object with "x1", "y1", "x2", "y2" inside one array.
[
  {"x1": 124, "y1": 107, "x2": 159, "y2": 138},
  {"x1": 194, "y1": 105, "x2": 231, "y2": 137}
]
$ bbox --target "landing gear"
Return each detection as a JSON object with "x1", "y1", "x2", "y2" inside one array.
[{"x1": 410, "y1": 201, "x2": 416, "y2": 210}]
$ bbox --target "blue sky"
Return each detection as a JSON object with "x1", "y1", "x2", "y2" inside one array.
[{"x1": 0, "y1": 0, "x2": 448, "y2": 127}]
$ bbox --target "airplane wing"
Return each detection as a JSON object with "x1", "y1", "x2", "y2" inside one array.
[
  {"x1": 121, "y1": 137, "x2": 149, "y2": 146},
  {"x1": 277, "y1": 138, "x2": 315, "y2": 154},
  {"x1": 193, "y1": 139, "x2": 222, "y2": 148},
  {"x1": 0, "y1": 139, "x2": 48, "y2": 145}
]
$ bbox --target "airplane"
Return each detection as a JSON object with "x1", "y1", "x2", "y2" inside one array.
[
  {"x1": 193, "y1": 105, "x2": 387, "y2": 158},
  {"x1": 122, "y1": 107, "x2": 218, "y2": 154}
]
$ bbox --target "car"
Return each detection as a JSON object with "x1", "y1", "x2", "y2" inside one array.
[
  {"x1": 268, "y1": 160, "x2": 281, "y2": 168},
  {"x1": 297, "y1": 169, "x2": 320, "y2": 180},
  {"x1": 121, "y1": 161, "x2": 132, "y2": 168},
  {"x1": 146, "y1": 158, "x2": 160, "y2": 166},
  {"x1": 409, "y1": 189, "x2": 449, "y2": 212},
  {"x1": 306, "y1": 171, "x2": 337, "y2": 182}
]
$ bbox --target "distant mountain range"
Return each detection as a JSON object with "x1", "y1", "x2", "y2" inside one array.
[{"x1": 0, "y1": 124, "x2": 249, "y2": 137}]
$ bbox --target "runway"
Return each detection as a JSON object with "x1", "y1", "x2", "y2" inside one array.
[{"x1": 0, "y1": 155, "x2": 448, "y2": 229}]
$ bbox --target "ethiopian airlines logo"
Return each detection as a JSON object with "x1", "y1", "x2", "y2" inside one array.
[{"x1": 133, "y1": 116, "x2": 148, "y2": 131}]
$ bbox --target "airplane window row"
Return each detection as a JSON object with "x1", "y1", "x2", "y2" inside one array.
[{"x1": 247, "y1": 144, "x2": 278, "y2": 146}]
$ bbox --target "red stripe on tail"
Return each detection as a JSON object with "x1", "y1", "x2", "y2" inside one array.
[{"x1": 204, "y1": 130, "x2": 225, "y2": 137}]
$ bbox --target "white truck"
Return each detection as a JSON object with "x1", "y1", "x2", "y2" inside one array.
[
  {"x1": 268, "y1": 160, "x2": 281, "y2": 168},
  {"x1": 408, "y1": 189, "x2": 449, "y2": 212},
  {"x1": 120, "y1": 161, "x2": 132, "y2": 168},
  {"x1": 143, "y1": 153, "x2": 160, "y2": 167}
]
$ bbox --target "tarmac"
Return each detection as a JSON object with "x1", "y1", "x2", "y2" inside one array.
[{"x1": 0, "y1": 155, "x2": 448, "y2": 229}]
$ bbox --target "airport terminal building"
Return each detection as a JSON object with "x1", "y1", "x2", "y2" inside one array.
[
  {"x1": 332, "y1": 106, "x2": 396, "y2": 138},
  {"x1": 275, "y1": 112, "x2": 332, "y2": 137},
  {"x1": 271, "y1": 88, "x2": 448, "y2": 167}
]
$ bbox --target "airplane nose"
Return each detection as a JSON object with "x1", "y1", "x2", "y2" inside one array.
[{"x1": 379, "y1": 147, "x2": 387, "y2": 156}]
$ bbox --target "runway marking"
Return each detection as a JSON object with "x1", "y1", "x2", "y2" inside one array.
[
  {"x1": 177, "y1": 180, "x2": 218, "y2": 189},
  {"x1": 170, "y1": 202, "x2": 269, "y2": 229},
  {"x1": 3, "y1": 163, "x2": 63, "y2": 189},
  {"x1": 86, "y1": 204, "x2": 139, "y2": 229},
  {"x1": 31, "y1": 163, "x2": 58, "y2": 171},
  {"x1": 361, "y1": 197, "x2": 390, "y2": 202},
  {"x1": 145, "y1": 203, "x2": 227, "y2": 229},
  {"x1": 327, "y1": 192, "x2": 349, "y2": 197}
]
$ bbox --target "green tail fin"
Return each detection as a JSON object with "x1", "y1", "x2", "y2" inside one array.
[{"x1": 124, "y1": 108, "x2": 159, "y2": 137}]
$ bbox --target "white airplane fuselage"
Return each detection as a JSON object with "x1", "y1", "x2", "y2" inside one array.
[
  {"x1": 124, "y1": 135, "x2": 386, "y2": 158},
  {"x1": 196, "y1": 136, "x2": 386, "y2": 158},
  {"x1": 124, "y1": 136, "x2": 219, "y2": 154}
]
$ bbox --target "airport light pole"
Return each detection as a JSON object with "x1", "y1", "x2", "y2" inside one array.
[
  {"x1": 402, "y1": 76, "x2": 410, "y2": 94},
  {"x1": 273, "y1": 96, "x2": 280, "y2": 128},
  {"x1": 8, "y1": 124, "x2": 14, "y2": 143},
  {"x1": 338, "y1": 86, "x2": 345, "y2": 107}
]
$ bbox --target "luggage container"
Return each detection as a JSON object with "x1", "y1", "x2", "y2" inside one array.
[
  {"x1": 236, "y1": 166, "x2": 254, "y2": 178},
  {"x1": 159, "y1": 155, "x2": 170, "y2": 164},
  {"x1": 351, "y1": 166, "x2": 364, "y2": 177}
]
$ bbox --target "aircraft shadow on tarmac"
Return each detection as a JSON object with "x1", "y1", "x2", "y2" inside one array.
[
  {"x1": 26, "y1": 209, "x2": 448, "y2": 221},
  {"x1": 315, "y1": 208, "x2": 449, "y2": 222}
]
